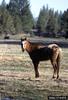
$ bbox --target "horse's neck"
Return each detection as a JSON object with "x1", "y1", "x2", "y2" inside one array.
[
  {"x1": 27, "y1": 43, "x2": 46, "y2": 52},
  {"x1": 26, "y1": 43, "x2": 38, "y2": 52},
  {"x1": 29, "y1": 44, "x2": 38, "y2": 52}
]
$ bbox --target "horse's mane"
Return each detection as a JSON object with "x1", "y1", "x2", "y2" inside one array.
[
  {"x1": 28, "y1": 41, "x2": 46, "y2": 51},
  {"x1": 28, "y1": 41, "x2": 39, "y2": 51}
]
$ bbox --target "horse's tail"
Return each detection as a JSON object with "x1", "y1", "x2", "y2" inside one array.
[
  {"x1": 48, "y1": 44, "x2": 62, "y2": 62},
  {"x1": 56, "y1": 47, "x2": 62, "y2": 68},
  {"x1": 51, "y1": 45, "x2": 62, "y2": 64},
  {"x1": 58, "y1": 47, "x2": 62, "y2": 60}
]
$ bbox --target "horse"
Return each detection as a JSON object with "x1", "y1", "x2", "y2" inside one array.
[{"x1": 21, "y1": 38, "x2": 62, "y2": 79}]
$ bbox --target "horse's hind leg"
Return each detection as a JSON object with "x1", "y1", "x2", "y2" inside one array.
[
  {"x1": 50, "y1": 60, "x2": 57, "y2": 78},
  {"x1": 56, "y1": 55, "x2": 60, "y2": 79},
  {"x1": 56, "y1": 67, "x2": 59, "y2": 79},
  {"x1": 53, "y1": 65, "x2": 57, "y2": 78},
  {"x1": 33, "y1": 62, "x2": 39, "y2": 78}
]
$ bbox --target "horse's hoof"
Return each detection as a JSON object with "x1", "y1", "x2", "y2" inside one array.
[
  {"x1": 35, "y1": 75, "x2": 39, "y2": 78},
  {"x1": 57, "y1": 75, "x2": 59, "y2": 79},
  {"x1": 52, "y1": 76, "x2": 55, "y2": 79},
  {"x1": 56, "y1": 77, "x2": 59, "y2": 80}
]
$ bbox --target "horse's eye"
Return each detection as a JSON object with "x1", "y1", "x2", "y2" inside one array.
[{"x1": 25, "y1": 42, "x2": 27, "y2": 45}]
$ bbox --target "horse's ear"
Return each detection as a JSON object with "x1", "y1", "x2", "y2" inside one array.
[
  {"x1": 21, "y1": 38, "x2": 23, "y2": 42},
  {"x1": 21, "y1": 37, "x2": 27, "y2": 42},
  {"x1": 24, "y1": 37, "x2": 27, "y2": 40}
]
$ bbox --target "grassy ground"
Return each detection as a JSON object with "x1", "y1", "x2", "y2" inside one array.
[{"x1": 0, "y1": 43, "x2": 68, "y2": 100}]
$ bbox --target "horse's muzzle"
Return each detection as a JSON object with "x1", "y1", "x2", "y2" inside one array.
[
  {"x1": 22, "y1": 48, "x2": 24, "y2": 52},
  {"x1": 21, "y1": 43, "x2": 24, "y2": 52}
]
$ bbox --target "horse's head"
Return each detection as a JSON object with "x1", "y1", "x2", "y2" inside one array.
[
  {"x1": 21, "y1": 38, "x2": 40, "y2": 52},
  {"x1": 21, "y1": 37, "x2": 26, "y2": 52}
]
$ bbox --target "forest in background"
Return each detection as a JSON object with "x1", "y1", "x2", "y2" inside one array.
[{"x1": 0, "y1": 0, "x2": 68, "y2": 38}]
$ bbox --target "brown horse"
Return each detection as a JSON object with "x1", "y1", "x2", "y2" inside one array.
[{"x1": 21, "y1": 38, "x2": 62, "y2": 79}]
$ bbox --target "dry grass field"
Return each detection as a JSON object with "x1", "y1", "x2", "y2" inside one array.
[{"x1": 0, "y1": 41, "x2": 68, "y2": 100}]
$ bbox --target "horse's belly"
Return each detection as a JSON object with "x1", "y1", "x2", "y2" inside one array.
[
  {"x1": 30, "y1": 48, "x2": 53, "y2": 62},
  {"x1": 39, "y1": 54, "x2": 50, "y2": 61},
  {"x1": 31, "y1": 53, "x2": 51, "y2": 62}
]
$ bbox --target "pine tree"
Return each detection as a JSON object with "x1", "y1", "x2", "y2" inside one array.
[
  {"x1": 61, "y1": 9, "x2": 68, "y2": 38},
  {"x1": 0, "y1": 0, "x2": 15, "y2": 34},
  {"x1": 7, "y1": 0, "x2": 34, "y2": 33},
  {"x1": 37, "y1": 5, "x2": 63, "y2": 37},
  {"x1": 46, "y1": 9, "x2": 55, "y2": 33},
  {"x1": 5, "y1": 12, "x2": 15, "y2": 34},
  {"x1": 61, "y1": 9, "x2": 68, "y2": 32},
  {"x1": 37, "y1": 5, "x2": 49, "y2": 32}
]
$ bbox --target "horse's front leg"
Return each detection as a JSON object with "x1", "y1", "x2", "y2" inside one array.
[{"x1": 33, "y1": 61, "x2": 39, "y2": 78}]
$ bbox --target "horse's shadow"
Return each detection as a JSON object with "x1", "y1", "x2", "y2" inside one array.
[{"x1": 53, "y1": 78, "x2": 68, "y2": 84}]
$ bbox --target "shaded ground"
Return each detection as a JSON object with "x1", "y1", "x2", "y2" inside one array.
[
  {"x1": 0, "y1": 42, "x2": 68, "y2": 100},
  {"x1": 0, "y1": 37, "x2": 68, "y2": 47}
]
